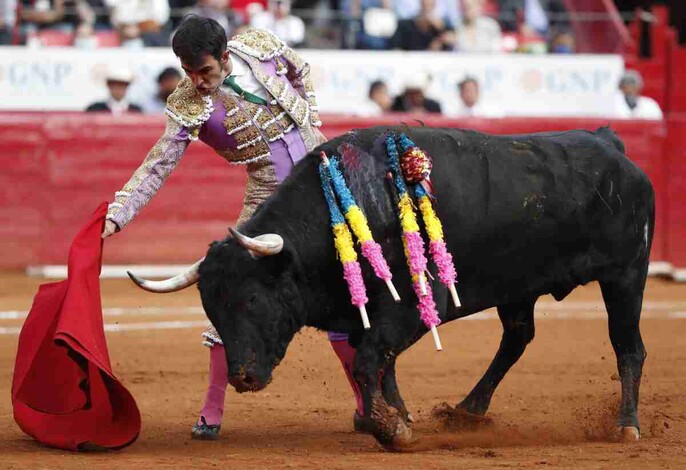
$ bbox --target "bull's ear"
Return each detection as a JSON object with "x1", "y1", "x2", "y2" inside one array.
[{"x1": 265, "y1": 241, "x2": 303, "y2": 281}]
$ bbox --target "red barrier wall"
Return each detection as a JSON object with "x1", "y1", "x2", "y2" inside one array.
[
  {"x1": 665, "y1": 114, "x2": 686, "y2": 276},
  {"x1": 0, "y1": 113, "x2": 672, "y2": 271}
]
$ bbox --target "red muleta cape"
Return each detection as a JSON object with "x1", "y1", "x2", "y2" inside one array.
[{"x1": 12, "y1": 203, "x2": 141, "y2": 450}]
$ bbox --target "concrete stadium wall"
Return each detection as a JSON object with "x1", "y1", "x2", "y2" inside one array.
[{"x1": 1, "y1": 113, "x2": 681, "y2": 277}]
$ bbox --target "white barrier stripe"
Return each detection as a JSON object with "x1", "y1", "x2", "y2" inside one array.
[
  {"x1": 0, "y1": 327, "x2": 21, "y2": 334},
  {"x1": 26, "y1": 265, "x2": 199, "y2": 279},
  {"x1": 0, "y1": 311, "x2": 26, "y2": 320},
  {"x1": 2, "y1": 309, "x2": 686, "y2": 336},
  {"x1": 26, "y1": 262, "x2": 686, "y2": 281},
  {"x1": 0, "y1": 320, "x2": 208, "y2": 336},
  {"x1": 4, "y1": 302, "x2": 686, "y2": 322},
  {"x1": 0, "y1": 306, "x2": 205, "y2": 320},
  {"x1": 104, "y1": 321, "x2": 208, "y2": 332}
]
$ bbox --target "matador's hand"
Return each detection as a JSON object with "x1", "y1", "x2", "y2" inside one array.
[{"x1": 102, "y1": 220, "x2": 118, "y2": 239}]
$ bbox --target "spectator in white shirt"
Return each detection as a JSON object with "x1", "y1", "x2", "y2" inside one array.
[
  {"x1": 104, "y1": 0, "x2": 170, "y2": 47},
  {"x1": 0, "y1": 0, "x2": 15, "y2": 44},
  {"x1": 250, "y1": 0, "x2": 305, "y2": 47},
  {"x1": 454, "y1": 0, "x2": 501, "y2": 53},
  {"x1": 356, "y1": 79, "x2": 393, "y2": 115},
  {"x1": 450, "y1": 76, "x2": 502, "y2": 117},
  {"x1": 615, "y1": 70, "x2": 663, "y2": 120}
]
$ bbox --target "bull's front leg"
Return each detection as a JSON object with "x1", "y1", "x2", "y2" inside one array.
[
  {"x1": 381, "y1": 358, "x2": 413, "y2": 423},
  {"x1": 354, "y1": 343, "x2": 413, "y2": 449}
]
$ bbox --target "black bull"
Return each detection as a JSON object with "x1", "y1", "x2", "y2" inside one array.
[{"x1": 197, "y1": 126, "x2": 654, "y2": 448}]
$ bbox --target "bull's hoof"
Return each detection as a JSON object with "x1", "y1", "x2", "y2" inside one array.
[
  {"x1": 620, "y1": 426, "x2": 640, "y2": 442},
  {"x1": 376, "y1": 417, "x2": 413, "y2": 451},
  {"x1": 389, "y1": 419, "x2": 413, "y2": 449},
  {"x1": 432, "y1": 403, "x2": 493, "y2": 431},
  {"x1": 353, "y1": 412, "x2": 376, "y2": 434}
]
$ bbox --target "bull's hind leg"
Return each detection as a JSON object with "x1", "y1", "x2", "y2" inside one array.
[
  {"x1": 457, "y1": 298, "x2": 536, "y2": 417},
  {"x1": 599, "y1": 270, "x2": 648, "y2": 441}
]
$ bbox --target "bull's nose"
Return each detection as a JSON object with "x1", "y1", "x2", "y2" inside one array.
[{"x1": 228, "y1": 371, "x2": 265, "y2": 393}]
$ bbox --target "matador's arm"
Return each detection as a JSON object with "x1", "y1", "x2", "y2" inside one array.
[{"x1": 106, "y1": 117, "x2": 191, "y2": 230}]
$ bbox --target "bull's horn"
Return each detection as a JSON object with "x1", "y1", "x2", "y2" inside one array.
[
  {"x1": 229, "y1": 227, "x2": 283, "y2": 257},
  {"x1": 127, "y1": 258, "x2": 203, "y2": 293}
]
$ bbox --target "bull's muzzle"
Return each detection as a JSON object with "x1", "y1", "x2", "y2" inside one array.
[{"x1": 228, "y1": 370, "x2": 268, "y2": 393}]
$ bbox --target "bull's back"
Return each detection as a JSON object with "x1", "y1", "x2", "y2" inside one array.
[{"x1": 380, "y1": 126, "x2": 653, "y2": 306}]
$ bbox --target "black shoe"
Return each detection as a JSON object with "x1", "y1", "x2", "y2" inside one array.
[
  {"x1": 353, "y1": 412, "x2": 376, "y2": 434},
  {"x1": 191, "y1": 416, "x2": 221, "y2": 440}
]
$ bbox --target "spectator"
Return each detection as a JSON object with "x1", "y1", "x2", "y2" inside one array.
[
  {"x1": 394, "y1": 0, "x2": 460, "y2": 31},
  {"x1": 71, "y1": 1, "x2": 100, "y2": 49},
  {"x1": 356, "y1": 79, "x2": 393, "y2": 115},
  {"x1": 86, "y1": 66, "x2": 143, "y2": 114},
  {"x1": 450, "y1": 76, "x2": 502, "y2": 117},
  {"x1": 191, "y1": 0, "x2": 243, "y2": 38},
  {"x1": 548, "y1": 28, "x2": 574, "y2": 53},
  {"x1": 250, "y1": 0, "x2": 305, "y2": 47},
  {"x1": 454, "y1": 0, "x2": 501, "y2": 52},
  {"x1": 73, "y1": 21, "x2": 97, "y2": 48},
  {"x1": 20, "y1": 0, "x2": 67, "y2": 35},
  {"x1": 339, "y1": 0, "x2": 395, "y2": 50},
  {"x1": 142, "y1": 66, "x2": 182, "y2": 114},
  {"x1": 390, "y1": 0, "x2": 455, "y2": 51},
  {"x1": 369, "y1": 79, "x2": 392, "y2": 113},
  {"x1": 614, "y1": 70, "x2": 663, "y2": 119},
  {"x1": 104, "y1": 0, "x2": 170, "y2": 47},
  {"x1": 499, "y1": 0, "x2": 568, "y2": 37},
  {"x1": 391, "y1": 74, "x2": 442, "y2": 113},
  {"x1": 0, "y1": 0, "x2": 17, "y2": 44}
]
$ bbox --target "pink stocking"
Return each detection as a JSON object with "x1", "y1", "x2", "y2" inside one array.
[
  {"x1": 197, "y1": 344, "x2": 228, "y2": 426},
  {"x1": 330, "y1": 339, "x2": 365, "y2": 415}
]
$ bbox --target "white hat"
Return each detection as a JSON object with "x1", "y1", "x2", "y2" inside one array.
[
  {"x1": 106, "y1": 66, "x2": 135, "y2": 83},
  {"x1": 403, "y1": 72, "x2": 430, "y2": 91}
]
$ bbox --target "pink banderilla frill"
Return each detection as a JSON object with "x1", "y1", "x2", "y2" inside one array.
[
  {"x1": 360, "y1": 241, "x2": 392, "y2": 280},
  {"x1": 342, "y1": 262, "x2": 368, "y2": 308},
  {"x1": 404, "y1": 231, "x2": 428, "y2": 294},
  {"x1": 412, "y1": 277, "x2": 442, "y2": 351},
  {"x1": 429, "y1": 240, "x2": 457, "y2": 286}
]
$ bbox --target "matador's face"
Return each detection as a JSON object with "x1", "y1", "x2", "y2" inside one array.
[{"x1": 180, "y1": 50, "x2": 231, "y2": 96}]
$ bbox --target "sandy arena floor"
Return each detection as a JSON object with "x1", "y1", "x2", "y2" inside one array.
[{"x1": 0, "y1": 272, "x2": 685, "y2": 469}]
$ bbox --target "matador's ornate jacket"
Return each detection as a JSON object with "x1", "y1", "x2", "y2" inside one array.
[{"x1": 106, "y1": 28, "x2": 323, "y2": 229}]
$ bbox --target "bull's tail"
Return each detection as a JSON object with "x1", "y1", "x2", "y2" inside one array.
[{"x1": 595, "y1": 126, "x2": 626, "y2": 154}]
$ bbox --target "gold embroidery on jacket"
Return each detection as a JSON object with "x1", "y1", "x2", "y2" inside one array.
[
  {"x1": 165, "y1": 78, "x2": 215, "y2": 137},
  {"x1": 283, "y1": 48, "x2": 321, "y2": 127},
  {"x1": 237, "y1": 157, "x2": 278, "y2": 226},
  {"x1": 228, "y1": 28, "x2": 287, "y2": 61},
  {"x1": 218, "y1": 93, "x2": 272, "y2": 164}
]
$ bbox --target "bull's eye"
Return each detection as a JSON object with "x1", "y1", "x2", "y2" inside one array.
[{"x1": 248, "y1": 293, "x2": 258, "y2": 305}]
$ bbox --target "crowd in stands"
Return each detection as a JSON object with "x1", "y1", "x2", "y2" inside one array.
[
  {"x1": 0, "y1": 0, "x2": 581, "y2": 53},
  {"x1": 1, "y1": 0, "x2": 665, "y2": 120},
  {"x1": 356, "y1": 68, "x2": 662, "y2": 119},
  {"x1": 87, "y1": 55, "x2": 663, "y2": 120}
]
